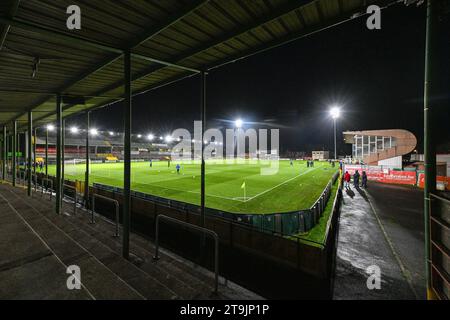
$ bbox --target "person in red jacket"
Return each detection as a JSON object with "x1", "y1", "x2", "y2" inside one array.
[{"x1": 344, "y1": 171, "x2": 351, "y2": 189}]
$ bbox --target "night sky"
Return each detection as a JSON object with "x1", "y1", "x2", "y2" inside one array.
[{"x1": 75, "y1": 4, "x2": 450, "y2": 155}]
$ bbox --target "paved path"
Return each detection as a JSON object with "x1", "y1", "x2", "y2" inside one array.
[{"x1": 333, "y1": 182, "x2": 422, "y2": 299}]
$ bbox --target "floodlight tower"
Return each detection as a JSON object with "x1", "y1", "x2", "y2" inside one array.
[{"x1": 329, "y1": 106, "x2": 341, "y2": 160}]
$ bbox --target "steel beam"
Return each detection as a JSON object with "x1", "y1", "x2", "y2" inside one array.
[
  {"x1": 27, "y1": 111, "x2": 32, "y2": 196},
  {"x1": 200, "y1": 71, "x2": 206, "y2": 228},
  {"x1": 12, "y1": 121, "x2": 16, "y2": 186},
  {"x1": 55, "y1": 95, "x2": 62, "y2": 215},
  {"x1": 423, "y1": 0, "x2": 438, "y2": 300},
  {"x1": 62, "y1": 119, "x2": 65, "y2": 183},
  {"x1": 13, "y1": 0, "x2": 208, "y2": 126},
  {"x1": 123, "y1": 50, "x2": 132, "y2": 259},
  {"x1": 2, "y1": 126, "x2": 5, "y2": 180},
  {"x1": 0, "y1": 16, "x2": 200, "y2": 73},
  {"x1": 0, "y1": 0, "x2": 21, "y2": 50},
  {"x1": 33, "y1": 128, "x2": 37, "y2": 176},
  {"x1": 45, "y1": 127, "x2": 48, "y2": 177},
  {"x1": 85, "y1": 111, "x2": 90, "y2": 208}
]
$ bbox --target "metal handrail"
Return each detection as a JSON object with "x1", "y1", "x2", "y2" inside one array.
[
  {"x1": 19, "y1": 170, "x2": 26, "y2": 185},
  {"x1": 153, "y1": 214, "x2": 219, "y2": 294},
  {"x1": 63, "y1": 184, "x2": 78, "y2": 215},
  {"x1": 32, "y1": 173, "x2": 38, "y2": 191},
  {"x1": 91, "y1": 193, "x2": 120, "y2": 237},
  {"x1": 41, "y1": 178, "x2": 53, "y2": 200}
]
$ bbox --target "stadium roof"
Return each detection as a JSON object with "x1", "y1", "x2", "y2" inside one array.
[{"x1": 0, "y1": 0, "x2": 399, "y2": 131}]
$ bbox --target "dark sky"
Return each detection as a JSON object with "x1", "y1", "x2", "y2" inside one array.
[{"x1": 76, "y1": 4, "x2": 450, "y2": 155}]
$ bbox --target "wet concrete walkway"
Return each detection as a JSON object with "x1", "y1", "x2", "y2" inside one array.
[{"x1": 333, "y1": 182, "x2": 422, "y2": 300}]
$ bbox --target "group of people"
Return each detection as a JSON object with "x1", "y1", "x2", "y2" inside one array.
[
  {"x1": 343, "y1": 170, "x2": 367, "y2": 189},
  {"x1": 306, "y1": 160, "x2": 315, "y2": 168},
  {"x1": 149, "y1": 159, "x2": 181, "y2": 174}
]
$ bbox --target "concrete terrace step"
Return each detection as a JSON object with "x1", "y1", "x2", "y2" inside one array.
[
  {"x1": 8, "y1": 186, "x2": 261, "y2": 300},
  {"x1": 10, "y1": 187, "x2": 219, "y2": 299},
  {"x1": 0, "y1": 185, "x2": 144, "y2": 300},
  {"x1": 11, "y1": 191, "x2": 179, "y2": 300},
  {"x1": 0, "y1": 195, "x2": 90, "y2": 299}
]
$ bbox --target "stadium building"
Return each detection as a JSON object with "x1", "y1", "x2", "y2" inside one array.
[
  {"x1": 343, "y1": 129, "x2": 417, "y2": 167},
  {"x1": 312, "y1": 150, "x2": 330, "y2": 160}
]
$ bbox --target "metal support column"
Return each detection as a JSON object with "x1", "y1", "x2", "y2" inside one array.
[
  {"x1": 62, "y1": 119, "x2": 65, "y2": 184},
  {"x1": 85, "y1": 111, "x2": 90, "y2": 208},
  {"x1": 33, "y1": 128, "x2": 37, "y2": 176},
  {"x1": 12, "y1": 121, "x2": 16, "y2": 186},
  {"x1": 56, "y1": 95, "x2": 62, "y2": 215},
  {"x1": 123, "y1": 50, "x2": 132, "y2": 259},
  {"x1": 45, "y1": 127, "x2": 48, "y2": 177},
  {"x1": 2, "y1": 126, "x2": 5, "y2": 180},
  {"x1": 423, "y1": 0, "x2": 438, "y2": 300},
  {"x1": 27, "y1": 112, "x2": 32, "y2": 196},
  {"x1": 333, "y1": 118, "x2": 337, "y2": 160},
  {"x1": 200, "y1": 71, "x2": 206, "y2": 228}
]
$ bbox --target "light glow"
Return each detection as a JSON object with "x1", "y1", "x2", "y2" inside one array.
[
  {"x1": 90, "y1": 128, "x2": 98, "y2": 136},
  {"x1": 46, "y1": 124, "x2": 55, "y2": 131},
  {"x1": 70, "y1": 126, "x2": 78, "y2": 134},
  {"x1": 329, "y1": 106, "x2": 341, "y2": 120},
  {"x1": 235, "y1": 119, "x2": 243, "y2": 128}
]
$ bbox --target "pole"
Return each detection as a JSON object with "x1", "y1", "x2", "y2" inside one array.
[
  {"x1": 123, "y1": 50, "x2": 132, "y2": 259},
  {"x1": 27, "y1": 112, "x2": 32, "y2": 196},
  {"x1": 56, "y1": 94, "x2": 62, "y2": 215},
  {"x1": 85, "y1": 111, "x2": 90, "y2": 208},
  {"x1": 45, "y1": 128, "x2": 48, "y2": 177},
  {"x1": 12, "y1": 121, "x2": 16, "y2": 186},
  {"x1": 33, "y1": 128, "x2": 37, "y2": 176},
  {"x1": 423, "y1": 0, "x2": 438, "y2": 300},
  {"x1": 62, "y1": 119, "x2": 65, "y2": 184},
  {"x1": 334, "y1": 118, "x2": 337, "y2": 160},
  {"x1": 200, "y1": 71, "x2": 206, "y2": 228},
  {"x1": 2, "y1": 126, "x2": 5, "y2": 180}
]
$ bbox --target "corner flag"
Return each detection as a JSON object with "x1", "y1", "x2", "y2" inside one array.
[{"x1": 241, "y1": 181, "x2": 246, "y2": 200}]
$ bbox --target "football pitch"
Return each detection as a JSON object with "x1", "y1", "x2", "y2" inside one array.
[{"x1": 48, "y1": 160, "x2": 338, "y2": 214}]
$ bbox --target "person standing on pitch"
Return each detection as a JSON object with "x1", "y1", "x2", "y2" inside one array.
[
  {"x1": 290, "y1": 159, "x2": 293, "y2": 167},
  {"x1": 176, "y1": 163, "x2": 181, "y2": 175},
  {"x1": 149, "y1": 159, "x2": 152, "y2": 168},
  {"x1": 361, "y1": 171, "x2": 368, "y2": 189},
  {"x1": 353, "y1": 170, "x2": 360, "y2": 188},
  {"x1": 344, "y1": 171, "x2": 351, "y2": 189}
]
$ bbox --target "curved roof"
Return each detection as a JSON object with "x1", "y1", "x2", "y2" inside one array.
[{"x1": 0, "y1": 0, "x2": 399, "y2": 131}]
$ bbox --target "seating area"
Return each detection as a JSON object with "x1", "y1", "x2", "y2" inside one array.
[{"x1": 0, "y1": 182, "x2": 261, "y2": 300}]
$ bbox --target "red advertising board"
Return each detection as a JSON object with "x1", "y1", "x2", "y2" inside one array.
[
  {"x1": 417, "y1": 173, "x2": 450, "y2": 190},
  {"x1": 344, "y1": 165, "x2": 416, "y2": 185}
]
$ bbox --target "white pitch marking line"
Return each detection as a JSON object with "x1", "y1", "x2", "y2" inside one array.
[{"x1": 244, "y1": 167, "x2": 319, "y2": 202}]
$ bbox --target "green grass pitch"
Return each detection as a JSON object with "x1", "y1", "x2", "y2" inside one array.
[{"x1": 48, "y1": 160, "x2": 337, "y2": 214}]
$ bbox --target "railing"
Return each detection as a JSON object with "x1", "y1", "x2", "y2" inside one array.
[
  {"x1": 153, "y1": 214, "x2": 219, "y2": 294},
  {"x1": 91, "y1": 193, "x2": 120, "y2": 237},
  {"x1": 41, "y1": 177, "x2": 53, "y2": 200},
  {"x1": 429, "y1": 193, "x2": 450, "y2": 300},
  {"x1": 63, "y1": 184, "x2": 78, "y2": 215},
  {"x1": 92, "y1": 169, "x2": 340, "y2": 237},
  {"x1": 32, "y1": 173, "x2": 38, "y2": 191}
]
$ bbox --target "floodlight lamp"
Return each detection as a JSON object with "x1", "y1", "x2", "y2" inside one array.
[
  {"x1": 109, "y1": 131, "x2": 114, "y2": 136},
  {"x1": 46, "y1": 124, "x2": 55, "y2": 131},
  {"x1": 329, "y1": 106, "x2": 341, "y2": 120},
  {"x1": 90, "y1": 128, "x2": 98, "y2": 136},
  {"x1": 147, "y1": 134, "x2": 154, "y2": 141},
  {"x1": 70, "y1": 126, "x2": 78, "y2": 134},
  {"x1": 165, "y1": 135, "x2": 172, "y2": 143},
  {"x1": 235, "y1": 119, "x2": 243, "y2": 128}
]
